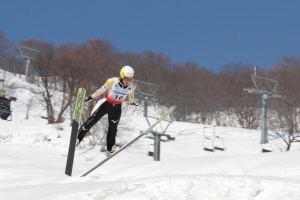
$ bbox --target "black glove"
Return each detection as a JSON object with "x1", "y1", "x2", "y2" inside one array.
[
  {"x1": 130, "y1": 102, "x2": 139, "y2": 106},
  {"x1": 84, "y1": 96, "x2": 93, "y2": 103}
]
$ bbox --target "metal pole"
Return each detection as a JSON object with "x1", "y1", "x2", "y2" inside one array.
[
  {"x1": 25, "y1": 59, "x2": 30, "y2": 82},
  {"x1": 0, "y1": 79, "x2": 4, "y2": 96},
  {"x1": 143, "y1": 97, "x2": 148, "y2": 117},
  {"x1": 261, "y1": 94, "x2": 268, "y2": 144},
  {"x1": 154, "y1": 133, "x2": 161, "y2": 161}
]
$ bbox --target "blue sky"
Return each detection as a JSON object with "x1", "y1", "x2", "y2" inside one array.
[{"x1": 1, "y1": 0, "x2": 300, "y2": 71}]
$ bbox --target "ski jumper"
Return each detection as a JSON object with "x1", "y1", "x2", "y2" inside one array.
[{"x1": 77, "y1": 77, "x2": 136, "y2": 151}]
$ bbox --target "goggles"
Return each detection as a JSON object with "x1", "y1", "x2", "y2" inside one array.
[{"x1": 123, "y1": 77, "x2": 134, "y2": 82}]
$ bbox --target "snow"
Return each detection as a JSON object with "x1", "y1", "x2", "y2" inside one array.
[{"x1": 1, "y1": 69, "x2": 300, "y2": 200}]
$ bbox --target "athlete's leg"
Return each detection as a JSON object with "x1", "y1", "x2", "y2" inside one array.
[
  {"x1": 77, "y1": 101, "x2": 108, "y2": 142},
  {"x1": 106, "y1": 105, "x2": 122, "y2": 151}
]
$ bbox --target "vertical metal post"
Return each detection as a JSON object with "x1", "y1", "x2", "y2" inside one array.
[
  {"x1": 261, "y1": 94, "x2": 268, "y2": 144},
  {"x1": 213, "y1": 125, "x2": 216, "y2": 137},
  {"x1": 17, "y1": 46, "x2": 39, "y2": 82},
  {"x1": 0, "y1": 79, "x2": 4, "y2": 96},
  {"x1": 143, "y1": 97, "x2": 148, "y2": 117},
  {"x1": 244, "y1": 73, "x2": 281, "y2": 147},
  {"x1": 25, "y1": 59, "x2": 30, "y2": 82},
  {"x1": 154, "y1": 133, "x2": 160, "y2": 161}
]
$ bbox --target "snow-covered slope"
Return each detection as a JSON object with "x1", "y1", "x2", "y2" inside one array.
[{"x1": 0, "y1": 70, "x2": 300, "y2": 200}]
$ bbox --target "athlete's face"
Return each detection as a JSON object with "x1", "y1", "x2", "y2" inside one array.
[{"x1": 123, "y1": 77, "x2": 133, "y2": 86}]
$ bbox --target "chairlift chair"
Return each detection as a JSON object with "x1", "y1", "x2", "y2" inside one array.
[
  {"x1": 202, "y1": 127, "x2": 215, "y2": 152},
  {"x1": 202, "y1": 126, "x2": 226, "y2": 152},
  {"x1": 261, "y1": 142, "x2": 273, "y2": 153},
  {"x1": 0, "y1": 96, "x2": 12, "y2": 120},
  {"x1": 202, "y1": 136, "x2": 215, "y2": 152},
  {"x1": 213, "y1": 135, "x2": 226, "y2": 151}
]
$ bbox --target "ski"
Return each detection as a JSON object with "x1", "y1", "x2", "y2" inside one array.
[
  {"x1": 81, "y1": 105, "x2": 176, "y2": 177},
  {"x1": 65, "y1": 88, "x2": 86, "y2": 176}
]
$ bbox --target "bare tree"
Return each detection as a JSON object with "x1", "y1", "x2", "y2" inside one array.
[
  {"x1": 269, "y1": 98, "x2": 300, "y2": 151},
  {"x1": 18, "y1": 39, "x2": 118, "y2": 124},
  {"x1": 268, "y1": 56, "x2": 300, "y2": 150},
  {"x1": 61, "y1": 39, "x2": 119, "y2": 122},
  {"x1": 19, "y1": 39, "x2": 58, "y2": 123},
  {"x1": 219, "y1": 63, "x2": 261, "y2": 127},
  {"x1": 0, "y1": 31, "x2": 20, "y2": 72},
  {"x1": 232, "y1": 95, "x2": 261, "y2": 129}
]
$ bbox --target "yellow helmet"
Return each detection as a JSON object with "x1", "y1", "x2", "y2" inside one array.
[{"x1": 120, "y1": 65, "x2": 134, "y2": 79}]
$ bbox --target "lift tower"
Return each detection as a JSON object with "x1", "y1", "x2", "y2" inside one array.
[
  {"x1": 244, "y1": 70, "x2": 282, "y2": 145},
  {"x1": 17, "y1": 45, "x2": 39, "y2": 82}
]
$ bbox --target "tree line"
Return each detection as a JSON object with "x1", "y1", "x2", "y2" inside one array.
[{"x1": 0, "y1": 31, "x2": 300, "y2": 150}]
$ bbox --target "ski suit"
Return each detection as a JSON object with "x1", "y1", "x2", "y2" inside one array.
[{"x1": 77, "y1": 77, "x2": 136, "y2": 151}]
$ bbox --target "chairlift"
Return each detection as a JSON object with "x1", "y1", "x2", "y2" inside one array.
[
  {"x1": 202, "y1": 127, "x2": 215, "y2": 152},
  {"x1": 213, "y1": 135, "x2": 226, "y2": 151},
  {"x1": 202, "y1": 138, "x2": 215, "y2": 152},
  {"x1": 213, "y1": 125, "x2": 226, "y2": 151},
  {"x1": 202, "y1": 126, "x2": 226, "y2": 152},
  {"x1": 261, "y1": 143, "x2": 273, "y2": 153},
  {"x1": 0, "y1": 96, "x2": 16, "y2": 120},
  {"x1": 262, "y1": 149, "x2": 272, "y2": 153}
]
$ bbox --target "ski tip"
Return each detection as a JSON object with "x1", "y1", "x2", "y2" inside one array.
[{"x1": 169, "y1": 105, "x2": 176, "y2": 112}]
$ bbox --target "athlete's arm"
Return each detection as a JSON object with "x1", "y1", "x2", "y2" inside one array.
[
  {"x1": 128, "y1": 83, "x2": 137, "y2": 104},
  {"x1": 91, "y1": 78, "x2": 114, "y2": 99}
]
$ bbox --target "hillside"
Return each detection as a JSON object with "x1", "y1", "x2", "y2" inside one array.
[{"x1": 0, "y1": 70, "x2": 300, "y2": 200}]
